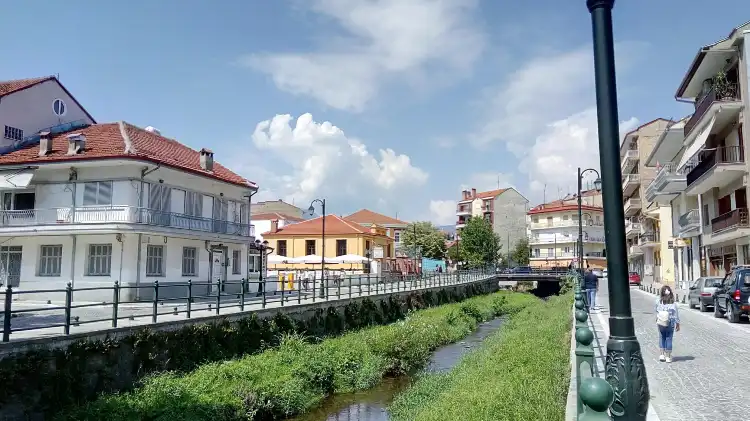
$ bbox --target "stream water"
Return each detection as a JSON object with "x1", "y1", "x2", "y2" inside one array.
[{"x1": 288, "y1": 318, "x2": 506, "y2": 421}]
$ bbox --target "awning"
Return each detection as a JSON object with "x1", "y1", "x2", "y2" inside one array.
[
  {"x1": 0, "y1": 169, "x2": 35, "y2": 189},
  {"x1": 677, "y1": 115, "x2": 717, "y2": 171}
]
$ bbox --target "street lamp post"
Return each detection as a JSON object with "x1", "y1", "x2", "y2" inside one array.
[
  {"x1": 577, "y1": 167, "x2": 602, "y2": 275},
  {"x1": 308, "y1": 199, "x2": 326, "y2": 299},
  {"x1": 253, "y1": 239, "x2": 274, "y2": 307},
  {"x1": 586, "y1": 1, "x2": 650, "y2": 419}
]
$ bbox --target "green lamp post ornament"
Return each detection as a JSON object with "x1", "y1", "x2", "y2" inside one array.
[{"x1": 586, "y1": 0, "x2": 650, "y2": 419}]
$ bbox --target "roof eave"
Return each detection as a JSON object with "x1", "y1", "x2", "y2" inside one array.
[{"x1": 675, "y1": 50, "x2": 707, "y2": 99}]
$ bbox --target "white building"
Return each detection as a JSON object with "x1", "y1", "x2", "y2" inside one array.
[
  {"x1": 0, "y1": 76, "x2": 258, "y2": 302},
  {"x1": 252, "y1": 212, "x2": 304, "y2": 242}
]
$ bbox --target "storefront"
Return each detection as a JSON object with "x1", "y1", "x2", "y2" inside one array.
[{"x1": 706, "y1": 245, "x2": 737, "y2": 277}]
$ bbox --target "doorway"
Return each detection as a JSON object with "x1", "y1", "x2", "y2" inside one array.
[
  {"x1": 0, "y1": 246, "x2": 23, "y2": 288},
  {"x1": 208, "y1": 245, "x2": 228, "y2": 294}
]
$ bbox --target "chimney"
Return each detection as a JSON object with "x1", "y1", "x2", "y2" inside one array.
[
  {"x1": 462, "y1": 190, "x2": 468, "y2": 200},
  {"x1": 66, "y1": 133, "x2": 86, "y2": 155},
  {"x1": 200, "y1": 148, "x2": 214, "y2": 172},
  {"x1": 38, "y1": 131, "x2": 52, "y2": 156},
  {"x1": 471, "y1": 188, "x2": 477, "y2": 197},
  {"x1": 270, "y1": 219, "x2": 278, "y2": 233}
]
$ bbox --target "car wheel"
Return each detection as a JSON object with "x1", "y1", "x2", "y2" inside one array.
[
  {"x1": 727, "y1": 301, "x2": 741, "y2": 323},
  {"x1": 714, "y1": 299, "x2": 724, "y2": 318},
  {"x1": 699, "y1": 300, "x2": 708, "y2": 312}
]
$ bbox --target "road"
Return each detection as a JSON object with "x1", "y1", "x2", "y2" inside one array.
[{"x1": 595, "y1": 281, "x2": 750, "y2": 421}]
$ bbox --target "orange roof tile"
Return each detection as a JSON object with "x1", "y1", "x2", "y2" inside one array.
[
  {"x1": 528, "y1": 203, "x2": 603, "y2": 215},
  {"x1": 263, "y1": 214, "x2": 388, "y2": 237},
  {"x1": 458, "y1": 188, "x2": 508, "y2": 203},
  {"x1": 252, "y1": 212, "x2": 304, "y2": 222},
  {"x1": 344, "y1": 209, "x2": 407, "y2": 226},
  {"x1": 0, "y1": 122, "x2": 256, "y2": 188}
]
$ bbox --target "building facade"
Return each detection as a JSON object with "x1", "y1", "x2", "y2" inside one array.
[
  {"x1": 252, "y1": 212, "x2": 304, "y2": 242},
  {"x1": 0, "y1": 77, "x2": 258, "y2": 302},
  {"x1": 344, "y1": 209, "x2": 408, "y2": 247},
  {"x1": 251, "y1": 200, "x2": 305, "y2": 219},
  {"x1": 646, "y1": 23, "x2": 750, "y2": 285},
  {"x1": 527, "y1": 201, "x2": 607, "y2": 269},
  {"x1": 455, "y1": 188, "x2": 529, "y2": 256}
]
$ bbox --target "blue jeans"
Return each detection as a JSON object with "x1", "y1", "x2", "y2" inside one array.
[
  {"x1": 658, "y1": 324, "x2": 674, "y2": 351},
  {"x1": 586, "y1": 288, "x2": 597, "y2": 310}
]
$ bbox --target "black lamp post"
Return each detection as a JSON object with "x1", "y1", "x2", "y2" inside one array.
[
  {"x1": 577, "y1": 168, "x2": 602, "y2": 275},
  {"x1": 586, "y1": 1, "x2": 650, "y2": 419},
  {"x1": 308, "y1": 199, "x2": 326, "y2": 298},
  {"x1": 253, "y1": 239, "x2": 273, "y2": 298}
]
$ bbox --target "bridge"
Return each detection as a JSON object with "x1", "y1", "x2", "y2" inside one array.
[{"x1": 494, "y1": 270, "x2": 571, "y2": 296}]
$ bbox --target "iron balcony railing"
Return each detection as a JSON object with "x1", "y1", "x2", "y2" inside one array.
[
  {"x1": 684, "y1": 83, "x2": 740, "y2": 137},
  {"x1": 0, "y1": 206, "x2": 254, "y2": 237},
  {"x1": 624, "y1": 197, "x2": 641, "y2": 211},
  {"x1": 639, "y1": 232, "x2": 660, "y2": 244},
  {"x1": 625, "y1": 220, "x2": 641, "y2": 233},
  {"x1": 646, "y1": 162, "x2": 688, "y2": 196},
  {"x1": 686, "y1": 145, "x2": 745, "y2": 187},
  {"x1": 678, "y1": 209, "x2": 700, "y2": 230},
  {"x1": 622, "y1": 173, "x2": 640, "y2": 185},
  {"x1": 711, "y1": 208, "x2": 749, "y2": 234},
  {"x1": 531, "y1": 220, "x2": 603, "y2": 229}
]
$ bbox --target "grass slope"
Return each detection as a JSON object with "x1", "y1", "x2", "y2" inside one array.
[
  {"x1": 58, "y1": 291, "x2": 538, "y2": 421},
  {"x1": 389, "y1": 294, "x2": 572, "y2": 421}
]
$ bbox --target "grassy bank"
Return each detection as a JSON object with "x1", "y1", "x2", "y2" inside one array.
[
  {"x1": 58, "y1": 291, "x2": 538, "y2": 421},
  {"x1": 389, "y1": 294, "x2": 572, "y2": 421}
]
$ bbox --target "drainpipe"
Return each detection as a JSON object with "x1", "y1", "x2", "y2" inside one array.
[
  {"x1": 135, "y1": 165, "x2": 160, "y2": 300},
  {"x1": 68, "y1": 168, "x2": 78, "y2": 290},
  {"x1": 117, "y1": 234, "x2": 125, "y2": 287}
]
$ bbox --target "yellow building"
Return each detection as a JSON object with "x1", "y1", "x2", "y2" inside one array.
[{"x1": 262, "y1": 214, "x2": 395, "y2": 271}]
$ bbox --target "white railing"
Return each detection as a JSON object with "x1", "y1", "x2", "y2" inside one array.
[
  {"x1": 530, "y1": 220, "x2": 604, "y2": 229},
  {"x1": 624, "y1": 198, "x2": 642, "y2": 211},
  {"x1": 622, "y1": 174, "x2": 640, "y2": 185},
  {"x1": 0, "y1": 206, "x2": 254, "y2": 237},
  {"x1": 531, "y1": 252, "x2": 576, "y2": 259},
  {"x1": 621, "y1": 150, "x2": 639, "y2": 172},
  {"x1": 625, "y1": 220, "x2": 642, "y2": 235}
]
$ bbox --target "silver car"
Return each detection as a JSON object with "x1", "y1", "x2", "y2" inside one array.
[
  {"x1": 592, "y1": 268, "x2": 603, "y2": 278},
  {"x1": 688, "y1": 277, "x2": 723, "y2": 312}
]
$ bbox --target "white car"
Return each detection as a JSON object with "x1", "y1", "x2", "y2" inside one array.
[
  {"x1": 602, "y1": 269, "x2": 608, "y2": 278},
  {"x1": 592, "y1": 269, "x2": 603, "y2": 278}
]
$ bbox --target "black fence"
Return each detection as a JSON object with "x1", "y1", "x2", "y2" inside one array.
[{"x1": 1, "y1": 269, "x2": 492, "y2": 342}]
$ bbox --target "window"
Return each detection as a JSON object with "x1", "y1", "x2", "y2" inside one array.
[
  {"x1": 52, "y1": 98, "x2": 67, "y2": 116},
  {"x1": 182, "y1": 247, "x2": 198, "y2": 276},
  {"x1": 83, "y1": 181, "x2": 113, "y2": 206},
  {"x1": 386, "y1": 229, "x2": 391, "y2": 236},
  {"x1": 387, "y1": 244, "x2": 391, "y2": 258},
  {"x1": 336, "y1": 239, "x2": 347, "y2": 256},
  {"x1": 277, "y1": 240, "x2": 287, "y2": 256},
  {"x1": 3, "y1": 126, "x2": 23, "y2": 142},
  {"x1": 702, "y1": 204, "x2": 710, "y2": 226},
  {"x1": 365, "y1": 240, "x2": 371, "y2": 252},
  {"x1": 248, "y1": 250, "x2": 261, "y2": 273},
  {"x1": 546, "y1": 217, "x2": 553, "y2": 226},
  {"x1": 534, "y1": 248, "x2": 540, "y2": 257},
  {"x1": 38, "y1": 245, "x2": 63, "y2": 277},
  {"x1": 232, "y1": 249, "x2": 241, "y2": 274},
  {"x1": 563, "y1": 215, "x2": 569, "y2": 220},
  {"x1": 146, "y1": 245, "x2": 165, "y2": 277},
  {"x1": 86, "y1": 244, "x2": 112, "y2": 276},
  {"x1": 547, "y1": 247, "x2": 554, "y2": 256},
  {"x1": 394, "y1": 231, "x2": 401, "y2": 242},
  {"x1": 306, "y1": 240, "x2": 316, "y2": 255},
  {"x1": 564, "y1": 246, "x2": 571, "y2": 254},
  {"x1": 185, "y1": 191, "x2": 202, "y2": 216},
  {"x1": 532, "y1": 216, "x2": 539, "y2": 223}
]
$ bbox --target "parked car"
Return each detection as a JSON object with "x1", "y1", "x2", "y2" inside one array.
[
  {"x1": 512, "y1": 266, "x2": 532, "y2": 274},
  {"x1": 628, "y1": 272, "x2": 641, "y2": 285},
  {"x1": 688, "y1": 277, "x2": 723, "y2": 312},
  {"x1": 602, "y1": 269, "x2": 608, "y2": 278},
  {"x1": 713, "y1": 266, "x2": 750, "y2": 323},
  {"x1": 591, "y1": 268, "x2": 603, "y2": 278}
]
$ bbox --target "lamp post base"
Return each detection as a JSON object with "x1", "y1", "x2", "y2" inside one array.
[{"x1": 605, "y1": 336, "x2": 650, "y2": 420}]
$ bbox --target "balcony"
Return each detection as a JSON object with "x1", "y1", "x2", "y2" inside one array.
[
  {"x1": 685, "y1": 146, "x2": 745, "y2": 196},
  {"x1": 629, "y1": 244, "x2": 643, "y2": 256},
  {"x1": 711, "y1": 208, "x2": 749, "y2": 234},
  {"x1": 645, "y1": 163, "x2": 687, "y2": 203},
  {"x1": 621, "y1": 150, "x2": 639, "y2": 173},
  {"x1": 530, "y1": 219, "x2": 603, "y2": 229},
  {"x1": 456, "y1": 219, "x2": 467, "y2": 228},
  {"x1": 456, "y1": 207, "x2": 471, "y2": 216},
  {"x1": 677, "y1": 209, "x2": 700, "y2": 236},
  {"x1": 625, "y1": 220, "x2": 641, "y2": 239},
  {"x1": 639, "y1": 232, "x2": 660, "y2": 248},
  {"x1": 622, "y1": 174, "x2": 640, "y2": 196},
  {"x1": 684, "y1": 84, "x2": 742, "y2": 138},
  {"x1": 531, "y1": 251, "x2": 575, "y2": 259},
  {"x1": 624, "y1": 197, "x2": 641, "y2": 216},
  {"x1": 0, "y1": 206, "x2": 254, "y2": 237}
]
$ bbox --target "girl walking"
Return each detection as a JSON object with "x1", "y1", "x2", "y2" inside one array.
[{"x1": 655, "y1": 286, "x2": 681, "y2": 363}]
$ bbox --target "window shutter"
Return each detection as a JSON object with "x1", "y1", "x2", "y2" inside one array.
[
  {"x1": 240, "y1": 203, "x2": 248, "y2": 224},
  {"x1": 83, "y1": 183, "x2": 97, "y2": 205},
  {"x1": 160, "y1": 186, "x2": 171, "y2": 213},
  {"x1": 148, "y1": 183, "x2": 160, "y2": 209},
  {"x1": 99, "y1": 181, "x2": 113, "y2": 205}
]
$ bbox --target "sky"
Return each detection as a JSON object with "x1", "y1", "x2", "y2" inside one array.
[{"x1": 2, "y1": 0, "x2": 749, "y2": 225}]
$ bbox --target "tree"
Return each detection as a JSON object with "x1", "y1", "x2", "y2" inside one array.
[
  {"x1": 510, "y1": 237, "x2": 531, "y2": 266},
  {"x1": 401, "y1": 221, "x2": 447, "y2": 260},
  {"x1": 458, "y1": 216, "x2": 501, "y2": 267}
]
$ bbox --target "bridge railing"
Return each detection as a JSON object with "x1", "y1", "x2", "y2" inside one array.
[{"x1": 571, "y1": 270, "x2": 615, "y2": 420}]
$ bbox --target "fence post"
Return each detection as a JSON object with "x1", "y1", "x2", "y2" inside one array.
[
  {"x1": 337, "y1": 275, "x2": 341, "y2": 299},
  {"x1": 281, "y1": 275, "x2": 285, "y2": 306},
  {"x1": 112, "y1": 281, "x2": 120, "y2": 328},
  {"x1": 298, "y1": 275, "x2": 302, "y2": 305},
  {"x1": 187, "y1": 280, "x2": 192, "y2": 318},
  {"x1": 374, "y1": 274, "x2": 378, "y2": 295},
  {"x1": 359, "y1": 275, "x2": 363, "y2": 296},
  {"x1": 578, "y1": 377, "x2": 615, "y2": 421},
  {"x1": 3, "y1": 286, "x2": 12, "y2": 342},
  {"x1": 262, "y1": 276, "x2": 267, "y2": 309},
  {"x1": 240, "y1": 278, "x2": 246, "y2": 312},
  {"x1": 348, "y1": 276, "x2": 352, "y2": 300},
  {"x1": 152, "y1": 280, "x2": 159, "y2": 323},
  {"x1": 64, "y1": 281, "x2": 73, "y2": 335},
  {"x1": 216, "y1": 280, "x2": 221, "y2": 315}
]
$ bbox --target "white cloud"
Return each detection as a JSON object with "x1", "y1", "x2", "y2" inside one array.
[
  {"x1": 242, "y1": 0, "x2": 485, "y2": 112},
  {"x1": 250, "y1": 113, "x2": 428, "y2": 210},
  {"x1": 429, "y1": 200, "x2": 458, "y2": 225}
]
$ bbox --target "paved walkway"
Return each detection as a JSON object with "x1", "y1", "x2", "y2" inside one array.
[{"x1": 595, "y1": 282, "x2": 750, "y2": 421}]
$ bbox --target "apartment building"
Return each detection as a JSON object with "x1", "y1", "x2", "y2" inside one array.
[
  {"x1": 646, "y1": 23, "x2": 750, "y2": 283},
  {"x1": 527, "y1": 200, "x2": 606, "y2": 269},
  {"x1": 455, "y1": 187, "x2": 529, "y2": 256},
  {"x1": 621, "y1": 118, "x2": 676, "y2": 285},
  {"x1": 0, "y1": 76, "x2": 258, "y2": 302}
]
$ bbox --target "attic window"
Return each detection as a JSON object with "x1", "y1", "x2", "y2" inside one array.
[
  {"x1": 3, "y1": 126, "x2": 23, "y2": 141},
  {"x1": 52, "y1": 99, "x2": 66, "y2": 117}
]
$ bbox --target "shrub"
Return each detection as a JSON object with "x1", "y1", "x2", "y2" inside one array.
[{"x1": 389, "y1": 294, "x2": 573, "y2": 421}]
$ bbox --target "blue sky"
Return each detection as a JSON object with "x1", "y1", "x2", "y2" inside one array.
[{"x1": 2, "y1": 0, "x2": 749, "y2": 224}]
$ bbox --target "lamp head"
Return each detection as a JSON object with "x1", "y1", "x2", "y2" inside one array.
[
  {"x1": 262, "y1": 240, "x2": 269, "y2": 247},
  {"x1": 594, "y1": 177, "x2": 602, "y2": 192},
  {"x1": 308, "y1": 204, "x2": 315, "y2": 213},
  {"x1": 255, "y1": 239, "x2": 261, "y2": 245}
]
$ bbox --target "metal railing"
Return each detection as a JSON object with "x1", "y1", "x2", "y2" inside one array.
[
  {"x1": 678, "y1": 209, "x2": 700, "y2": 230},
  {"x1": 531, "y1": 220, "x2": 604, "y2": 229},
  {"x1": 684, "y1": 83, "x2": 740, "y2": 137},
  {"x1": 639, "y1": 232, "x2": 660, "y2": 244},
  {"x1": 0, "y1": 206, "x2": 254, "y2": 237},
  {"x1": 0, "y1": 269, "x2": 493, "y2": 343},
  {"x1": 624, "y1": 220, "x2": 641, "y2": 235},
  {"x1": 572, "y1": 272, "x2": 615, "y2": 419},
  {"x1": 624, "y1": 197, "x2": 641, "y2": 211},
  {"x1": 686, "y1": 145, "x2": 745, "y2": 187},
  {"x1": 621, "y1": 173, "x2": 639, "y2": 185},
  {"x1": 711, "y1": 208, "x2": 749, "y2": 234}
]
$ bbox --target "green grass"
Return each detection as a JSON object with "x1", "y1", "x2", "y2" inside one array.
[
  {"x1": 57, "y1": 291, "x2": 538, "y2": 421},
  {"x1": 389, "y1": 294, "x2": 573, "y2": 421}
]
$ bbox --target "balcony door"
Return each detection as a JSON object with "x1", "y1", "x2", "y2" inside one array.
[
  {"x1": 0, "y1": 246, "x2": 22, "y2": 287},
  {"x1": 1, "y1": 191, "x2": 36, "y2": 225},
  {"x1": 148, "y1": 183, "x2": 171, "y2": 226}
]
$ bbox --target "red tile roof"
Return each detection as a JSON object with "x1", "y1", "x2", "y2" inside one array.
[
  {"x1": 252, "y1": 212, "x2": 304, "y2": 222},
  {"x1": 344, "y1": 209, "x2": 407, "y2": 226},
  {"x1": 0, "y1": 122, "x2": 256, "y2": 188},
  {"x1": 263, "y1": 214, "x2": 388, "y2": 237},
  {"x1": 528, "y1": 203, "x2": 603, "y2": 215},
  {"x1": 0, "y1": 76, "x2": 96, "y2": 123},
  {"x1": 458, "y1": 188, "x2": 508, "y2": 203}
]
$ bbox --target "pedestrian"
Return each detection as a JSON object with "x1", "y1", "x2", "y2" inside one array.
[
  {"x1": 655, "y1": 285, "x2": 680, "y2": 363},
  {"x1": 583, "y1": 268, "x2": 598, "y2": 311}
]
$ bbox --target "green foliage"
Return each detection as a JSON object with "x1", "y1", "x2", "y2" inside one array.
[
  {"x1": 401, "y1": 221, "x2": 448, "y2": 260},
  {"x1": 389, "y1": 293, "x2": 573, "y2": 421},
  {"x1": 458, "y1": 216, "x2": 502, "y2": 267},
  {"x1": 511, "y1": 237, "x2": 531, "y2": 266},
  {"x1": 57, "y1": 291, "x2": 537, "y2": 421}
]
